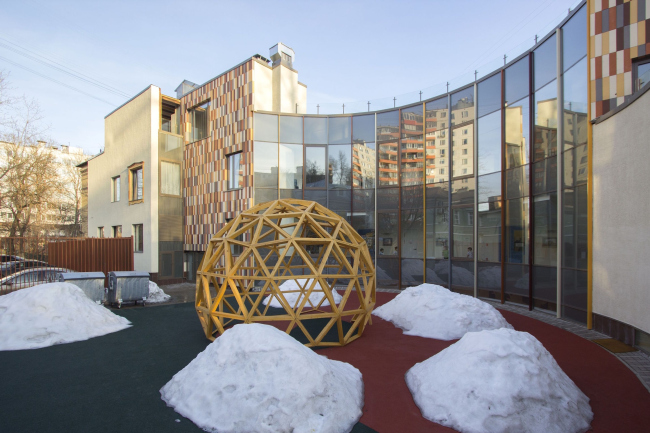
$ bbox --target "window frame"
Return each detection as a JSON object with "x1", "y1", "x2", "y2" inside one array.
[
  {"x1": 133, "y1": 224, "x2": 144, "y2": 253},
  {"x1": 128, "y1": 162, "x2": 144, "y2": 204},
  {"x1": 111, "y1": 176, "x2": 120, "y2": 202},
  {"x1": 159, "y1": 159, "x2": 182, "y2": 197},
  {"x1": 189, "y1": 100, "x2": 211, "y2": 143},
  {"x1": 112, "y1": 225, "x2": 122, "y2": 238},
  {"x1": 227, "y1": 151, "x2": 244, "y2": 191},
  {"x1": 97, "y1": 227, "x2": 104, "y2": 238}
]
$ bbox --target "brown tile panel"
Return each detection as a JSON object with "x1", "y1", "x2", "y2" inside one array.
[{"x1": 181, "y1": 60, "x2": 255, "y2": 252}]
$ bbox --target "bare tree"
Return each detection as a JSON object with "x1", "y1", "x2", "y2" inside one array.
[{"x1": 57, "y1": 152, "x2": 88, "y2": 237}]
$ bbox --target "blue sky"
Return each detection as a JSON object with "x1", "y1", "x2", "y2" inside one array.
[{"x1": 0, "y1": 0, "x2": 582, "y2": 155}]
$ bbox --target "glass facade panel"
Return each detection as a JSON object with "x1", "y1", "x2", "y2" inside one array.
[
  {"x1": 353, "y1": 141, "x2": 376, "y2": 188},
  {"x1": 377, "y1": 110, "x2": 399, "y2": 187},
  {"x1": 279, "y1": 143, "x2": 303, "y2": 190},
  {"x1": 532, "y1": 156, "x2": 557, "y2": 194},
  {"x1": 478, "y1": 111, "x2": 501, "y2": 175},
  {"x1": 254, "y1": 113, "x2": 278, "y2": 142},
  {"x1": 401, "y1": 185, "x2": 424, "y2": 261},
  {"x1": 280, "y1": 189, "x2": 302, "y2": 200},
  {"x1": 478, "y1": 172, "x2": 501, "y2": 204},
  {"x1": 505, "y1": 197, "x2": 529, "y2": 263},
  {"x1": 451, "y1": 124, "x2": 474, "y2": 179},
  {"x1": 563, "y1": 59, "x2": 588, "y2": 151},
  {"x1": 505, "y1": 164, "x2": 530, "y2": 200},
  {"x1": 563, "y1": 144, "x2": 588, "y2": 188},
  {"x1": 352, "y1": 189, "x2": 375, "y2": 259},
  {"x1": 451, "y1": 177, "x2": 475, "y2": 206},
  {"x1": 504, "y1": 263, "x2": 529, "y2": 300},
  {"x1": 426, "y1": 259, "x2": 449, "y2": 286},
  {"x1": 533, "y1": 80, "x2": 558, "y2": 162},
  {"x1": 451, "y1": 260, "x2": 474, "y2": 295},
  {"x1": 478, "y1": 202, "x2": 501, "y2": 262},
  {"x1": 562, "y1": 5, "x2": 587, "y2": 71},
  {"x1": 532, "y1": 265, "x2": 557, "y2": 311},
  {"x1": 562, "y1": 268, "x2": 588, "y2": 323},
  {"x1": 280, "y1": 116, "x2": 303, "y2": 144},
  {"x1": 304, "y1": 189, "x2": 326, "y2": 206},
  {"x1": 305, "y1": 146, "x2": 326, "y2": 188},
  {"x1": 533, "y1": 193, "x2": 557, "y2": 266},
  {"x1": 452, "y1": 207, "x2": 474, "y2": 259},
  {"x1": 505, "y1": 56, "x2": 529, "y2": 105},
  {"x1": 477, "y1": 262, "x2": 501, "y2": 296},
  {"x1": 425, "y1": 98, "x2": 449, "y2": 184},
  {"x1": 328, "y1": 116, "x2": 351, "y2": 144},
  {"x1": 304, "y1": 117, "x2": 328, "y2": 144},
  {"x1": 328, "y1": 144, "x2": 351, "y2": 188},
  {"x1": 253, "y1": 141, "x2": 278, "y2": 188},
  {"x1": 190, "y1": 101, "x2": 210, "y2": 142},
  {"x1": 377, "y1": 187, "x2": 399, "y2": 211},
  {"x1": 534, "y1": 34, "x2": 557, "y2": 91},
  {"x1": 377, "y1": 258, "x2": 399, "y2": 287},
  {"x1": 451, "y1": 86, "x2": 474, "y2": 126},
  {"x1": 562, "y1": 186, "x2": 588, "y2": 270},
  {"x1": 505, "y1": 97, "x2": 530, "y2": 168},
  {"x1": 377, "y1": 212, "x2": 399, "y2": 287},
  {"x1": 401, "y1": 105, "x2": 424, "y2": 186},
  {"x1": 478, "y1": 73, "x2": 501, "y2": 118},
  {"x1": 255, "y1": 188, "x2": 277, "y2": 205},
  {"x1": 426, "y1": 182, "x2": 449, "y2": 260},
  {"x1": 353, "y1": 115, "x2": 375, "y2": 142},
  {"x1": 328, "y1": 189, "x2": 351, "y2": 212}
]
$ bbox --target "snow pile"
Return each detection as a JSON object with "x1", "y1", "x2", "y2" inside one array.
[
  {"x1": 263, "y1": 278, "x2": 342, "y2": 309},
  {"x1": 147, "y1": 281, "x2": 171, "y2": 303},
  {"x1": 0, "y1": 282, "x2": 131, "y2": 351},
  {"x1": 406, "y1": 328, "x2": 593, "y2": 433},
  {"x1": 161, "y1": 323, "x2": 363, "y2": 433},
  {"x1": 372, "y1": 284, "x2": 512, "y2": 340}
]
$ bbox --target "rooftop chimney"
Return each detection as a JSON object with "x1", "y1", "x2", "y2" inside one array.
[{"x1": 270, "y1": 43, "x2": 295, "y2": 69}]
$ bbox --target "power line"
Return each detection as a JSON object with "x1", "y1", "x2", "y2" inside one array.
[
  {"x1": 0, "y1": 37, "x2": 131, "y2": 98},
  {"x1": 0, "y1": 55, "x2": 116, "y2": 106}
]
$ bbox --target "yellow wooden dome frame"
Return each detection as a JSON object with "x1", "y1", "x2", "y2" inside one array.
[{"x1": 195, "y1": 199, "x2": 376, "y2": 347}]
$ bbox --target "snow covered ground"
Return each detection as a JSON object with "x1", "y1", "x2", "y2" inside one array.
[
  {"x1": 263, "y1": 278, "x2": 342, "y2": 309},
  {"x1": 147, "y1": 281, "x2": 171, "y2": 303},
  {"x1": 161, "y1": 323, "x2": 363, "y2": 433},
  {"x1": 372, "y1": 284, "x2": 512, "y2": 340},
  {"x1": 406, "y1": 328, "x2": 593, "y2": 433},
  {"x1": 0, "y1": 283, "x2": 131, "y2": 351}
]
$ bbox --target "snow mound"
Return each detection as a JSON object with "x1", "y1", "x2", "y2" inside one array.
[
  {"x1": 372, "y1": 283, "x2": 511, "y2": 340},
  {"x1": 147, "y1": 281, "x2": 171, "y2": 303},
  {"x1": 406, "y1": 328, "x2": 593, "y2": 433},
  {"x1": 263, "y1": 278, "x2": 342, "y2": 309},
  {"x1": 161, "y1": 323, "x2": 363, "y2": 433},
  {"x1": 0, "y1": 282, "x2": 131, "y2": 351}
]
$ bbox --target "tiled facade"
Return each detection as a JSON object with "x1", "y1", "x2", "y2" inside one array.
[
  {"x1": 180, "y1": 60, "x2": 256, "y2": 251},
  {"x1": 589, "y1": 0, "x2": 650, "y2": 117}
]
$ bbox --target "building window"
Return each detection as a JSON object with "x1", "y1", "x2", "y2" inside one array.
[
  {"x1": 129, "y1": 163, "x2": 144, "y2": 203},
  {"x1": 97, "y1": 227, "x2": 104, "y2": 238},
  {"x1": 160, "y1": 161, "x2": 181, "y2": 196},
  {"x1": 189, "y1": 101, "x2": 210, "y2": 142},
  {"x1": 111, "y1": 176, "x2": 120, "y2": 202},
  {"x1": 440, "y1": 149, "x2": 445, "y2": 156},
  {"x1": 462, "y1": 139, "x2": 468, "y2": 145},
  {"x1": 112, "y1": 225, "x2": 122, "y2": 237},
  {"x1": 133, "y1": 224, "x2": 143, "y2": 252},
  {"x1": 227, "y1": 151, "x2": 243, "y2": 190},
  {"x1": 462, "y1": 159, "x2": 468, "y2": 165},
  {"x1": 439, "y1": 168, "x2": 445, "y2": 174},
  {"x1": 462, "y1": 149, "x2": 468, "y2": 155},
  {"x1": 462, "y1": 168, "x2": 468, "y2": 174}
]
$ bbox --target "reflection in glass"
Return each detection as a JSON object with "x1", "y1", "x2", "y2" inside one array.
[
  {"x1": 505, "y1": 56, "x2": 529, "y2": 105},
  {"x1": 377, "y1": 111, "x2": 399, "y2": 187},
  {"x1": 452, "y1": 207, "x2": 474, "y2": 258},
  {"x1": 562, "y1": 5, "x2": 587, "y2": 71},
  {"x1": 377, "y1": 258, "x2": 399, "y2": 287},
  {"x1": 478, "y1": 111, "x2": 501, "y2": 175},
  {"x1": 532, "y1": 266, "x2": 557, "y2": 311},
  {"x1": 563, "y1": 145, "x2": 588, "y2": 188},
  {"x1": 425, "y1": 97, "x2": 449, "y2": 184},
  {"x1": 452, "y1": 124, "x2": 474, "y2": 179},
  {"x1": 353, "y1": 115, "x2": 375, "y2": 143},
  {"x1": 328, "y1": 144, "x2": 351, "y2": 188},
  {"x1": 401, "y1": 208, "x2": 423, "y2": 259},
  {"x1": 533, "y1": 80, "x2": 558, "y2": 162},
  {"x1": 305, "y1": 147, "x2": 326, "y2": 187},
  {"x1": 505, "y1": 97, "x2": 530, "y2": 168},
  {"x1": 377, "y1": 187, "x2": 399, "y2": 211},
  {"x1": 329, "y1": 190, "x2": 351, "y2": 212},
  {"x1": 401, "y1": 105, "x2": 424, "y2": 186},
  {"x1": 304, "y1": 117, "x2": 328, "y2": 144},
  {"x1": 505, "y1": 197, "x2": 529, "y2": 263},
  {"x1": 255, "y1": 188, "x2": 277, "y2": 205},
  {"x1": 563, "y1": 58, "x2": 588, "y2": 151},
  {"x1": 426, "y1": 182, "x2": 449, "y2": 260},
  {"x1": 451, "y1": 86, "x2": 474, "y2": 126},
  {"x1": 478, "y1": 73, "x2": 501, "y2": 118},
  {"x1": 254, "y1": 113, "x2": 278, "y2": 142},
  {"x1": 378, "y1": 212, "x2": 399, "y2": 258},
  {"x1": 563, "y1": 185, "x2": 588, "y2": 270},
  {"x1": 478, "y1": 262, "x2": 501, "y2": 295},
  {"x1": 190, "y1": 101, "x2": 210, "y2": 142},
  {"x1": 253, "y1": 141, "x2": 278, "y2": 188},
  {"x1": 478, "y1": 172, "x2": 501, "y2": 204},
  {"x1": 504, "y1": 263, "x2": 529, "y2": 299},
  {"x1": 451, "y1": 177, "x2": 475, "y2": 206},
  {"x1": 304, "y1": 189, "x2": 326, "y2": 206},
  {"x1": 426, "y1": 259, "x2": 449, "y2": 286},
  {"x1": 534, "y1": 34, "x2": 557, "y2": 91},
  {"x1": 533, "y1": 193, "x2": 557, "y2": 266},
  {"x1": 562, "y1": 269, "x2": 587, "y2": 323},
  {"x1": 279, "y1": 143, "x2": 303, "y2": 190},
  {"x1": 353, "y1": 141, "x2": 376, "y2": 188},
  {"x1": 478, "y1": 202, "x2": 501, "y2": 262},
  {"x1": 280, "y1": 116, "x2": 303, "y2": 144},
  {"x1": 352, "y1": 189, "x2": 375, "y2": 261},
  {"x1": 451, "y1": 260, "x2": 474, "y2": 294},
  {"x1": 532, "y1": 157, "x2": 557, "y2": 194},
  {"x1": 328, "y1": 116, "x2": 351, "y2": 144}
]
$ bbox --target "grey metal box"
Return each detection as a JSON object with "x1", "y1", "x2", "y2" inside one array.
[
  {"x1": 108, "y1": 271, "x2": 150, "y2": 308},
  {"x1": 58, "y1": 272, "x2": 106, "y2": 304}
]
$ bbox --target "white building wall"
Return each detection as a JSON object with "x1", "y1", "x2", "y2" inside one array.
[
  {"x1": 593, "y1": 88, "x2": 650, "y2": 334},
  {"x1": 253, "y1": 61, "x2": 273, "y2": 112},
  {"x1": 88, "y1": 85, "x2": 159, "y2": 274}
]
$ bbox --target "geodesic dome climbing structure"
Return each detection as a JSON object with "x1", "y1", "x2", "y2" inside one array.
[{"x1": 195, "y1": 199, "x2": 376, "y2": 347}]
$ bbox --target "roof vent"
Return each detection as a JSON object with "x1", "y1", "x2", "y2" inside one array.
[{"x1": 269, "y1": 43, "x2": 295, "y2": 69}]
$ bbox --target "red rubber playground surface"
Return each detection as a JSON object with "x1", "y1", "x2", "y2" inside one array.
[{"x1": 320, "y1": 292, "x2": 650, "y2": 433}]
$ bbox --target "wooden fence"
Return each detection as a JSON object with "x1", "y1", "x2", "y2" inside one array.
[{"x1": 48, "y1": 237, "x2": 134, "y2": 275}]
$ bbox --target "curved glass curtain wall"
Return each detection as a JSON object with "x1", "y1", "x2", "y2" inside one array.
[{"x1": 251, "y1": 4, "x2": 588, "y2": 322}]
